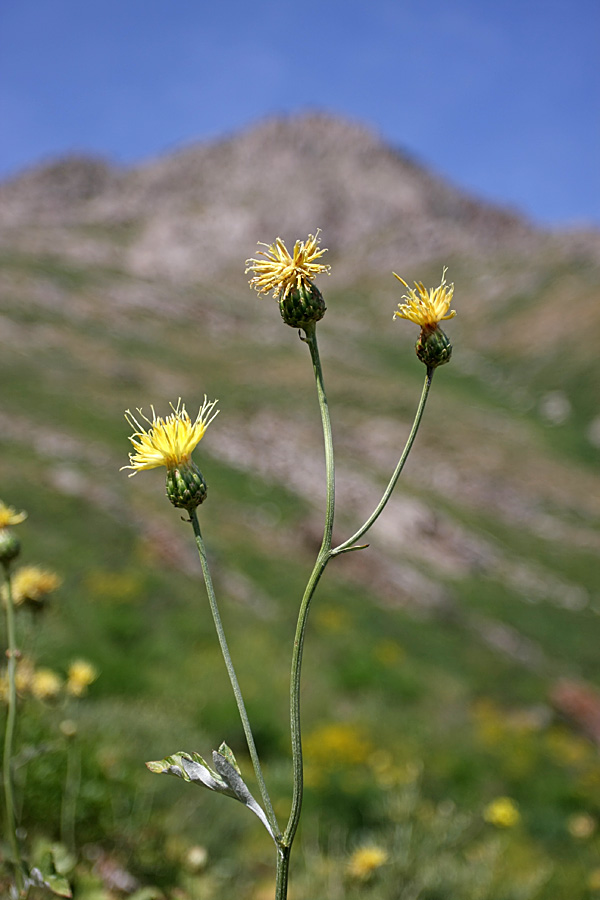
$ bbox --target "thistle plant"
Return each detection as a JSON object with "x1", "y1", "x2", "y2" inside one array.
[{"x1": 125, "y1": 232, "x2": 456, "y2": 899}]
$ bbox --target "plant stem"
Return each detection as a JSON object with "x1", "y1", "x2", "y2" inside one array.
[
  {"x1": 274, "y1": 845, "x2": 291, "y2": 900},
  {"x1": 2, "y1": 564, "x2": 25, "y2": 896},
  {"x1": 60, "y1": 737, "x2": 81, "y2": 853},
  {"x1": 283, "y1": 323, "x2": 337, "y2": 855},
  {"x1": 190, "y1": 510, "x2": 280, "y2": 839},
  {"x1": 332, "y1": 367, "x2": 434, "y2": 556},
  {"x1": 277, "y1": 360, "x2": 435, "y2": 898}
]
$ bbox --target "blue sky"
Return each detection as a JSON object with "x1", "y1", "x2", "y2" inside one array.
[{"x1": 1, "y1": 0, "x2": 599, "y2": 226}]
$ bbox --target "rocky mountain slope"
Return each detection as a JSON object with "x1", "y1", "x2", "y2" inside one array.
[
  {"x1": 4, "y1": 112, "x2": 597, "y2": 283},
  {"x1": 2, "y1": 112, "x2": 600, "y2": 895}
]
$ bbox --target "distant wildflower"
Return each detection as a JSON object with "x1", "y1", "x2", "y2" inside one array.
[
  {"x1": 246, "y1": 230, "x2": 330, "y2": 301},
  {"x1": 184, "y1": 845, "x2": 209, "y2": 873},
  {"x1": 483, "y1": 796, "x2": 520, "y2": 828},
  {"x1": 14, "y1": 657, "x2": 35, "y2": 696},
  {"x1": 393, "y1": 267, "x2": 456, "y2": 368},
  {"x1": 9, "y1": 566, "x2": 61, "y2": 609},
  {"x1": 305, "y1": 722, "x2": 372, "y2": 769},
  {"x1": 348, "y1": 846, "x2": 388, "y2": 880},
  {"x1": 246, "y1": 230, "x2": 330, "y2": 328},
  {"x1": 31, "y1": 668, "x2": 63, "y2": 701},
  {"x1": 0, "y1": 501, "x2": 27, "y2": 529},
  {"x1": 123, "y1": 397, "x2": 219, "y2": 510},
  {"x1": 66, "y1": 659, "x2": 98, "y2": 697},
  {"x1": 567, "y1": 812, "x2": 596, "y2": 839},
  {"x1": 60, "y1": 719, "x2": 78, "y2": 738}
]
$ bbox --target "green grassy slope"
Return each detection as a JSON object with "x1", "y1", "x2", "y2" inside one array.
[{"x1": 1, "y1": 240, "x2": 600, "y2": 898}]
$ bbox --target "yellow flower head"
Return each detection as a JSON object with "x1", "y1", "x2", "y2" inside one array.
[
  {"x1": 10, "y1": 566, "x2": 61, "y2": 608},
  {"x1": 66, "y1": 659, "x2": 98, "y2": 697},
  {"x1": 483, "y1": 796, "x2": 520, "y2": 828},
  {"x1": 122, "y1": 397, "x2": 219, "y2": 475},
  {"x1": 393, "y1": 267, "x2": 456, "y2": 329},
  {"x1": 14, "y1": 657, "x2": 35, "y2": 695},
  {"x1": 348, "y1": 846, "x2": 388, "y2": 880},
  {"x1": 31, "y1": 668, "x2": 63, "y2": 701},
  {"x1": 0, "y1": 501, "x2": 27, "y2": 529},
  {"x1": 246, "y1": 230, "x2": 330, "y2": 301}
]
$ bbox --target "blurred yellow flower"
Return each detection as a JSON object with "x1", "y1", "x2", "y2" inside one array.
[
  {"x1": 31, "y1": 668, "x2": 62, "y2": 700},
  {"x1": 14, "y1": 657, "x2": 35, "y2": 695},
  {"x1": 246, "y1": 230, "x2": 330, "y2": 300},
  {"x1": 348, "y1": 845, "x2": 388, "y2": 880},
  {"x1": 66, "y1": 659, "x2": 98, "y2": 697},
  {"x1": 393, "y1": 267, "x2": 456, "y2": 329},
  {"x1": 0, "y1": 501, "x2": 27, "y2": 528},
  {"x1": 483, "y1": 796, "x2": 520, "y2": 828},
  {"x1": 10, "y1": 566, "x2": 61, "y2": 608},
  {"x1": 123, "y1": 397, "x2": 219, "y2": 474},
  {"x1": 304, "y1": 722, "x2": 372, "y2": 769}
]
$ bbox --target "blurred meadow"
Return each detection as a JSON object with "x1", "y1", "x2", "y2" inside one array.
[{"x1": 1, "y1": 114, "x2": 600, "y2": 898}]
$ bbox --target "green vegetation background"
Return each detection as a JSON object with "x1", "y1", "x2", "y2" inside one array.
[{"x1": 1, "y1": 245, "x2": 600, "y2": 898}]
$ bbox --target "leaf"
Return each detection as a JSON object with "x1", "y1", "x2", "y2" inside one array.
[
  {"x1": 29, "y1": 867, "x2": 73, "y2": 898},
  {"x1": 147, "y1": 747, "x2": 277, "y2": 842},
  {"x1": 218, "y1": 741, "x2": 241, "y2": 774},
  {"x1": 51, "y1": 843, "x2": 77, "y2": 876},
  {"x1": 211, "y1": 750, "x2": 276, "y2": 840},
  {"x1": 146, "y1": 751, "x2": 229, "y2": 793}
]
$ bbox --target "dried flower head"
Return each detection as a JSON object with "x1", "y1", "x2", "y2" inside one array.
[
  {"x1": 10, "y1": 566, "x2": 61, "y2": 608},
  {"x1": 0, "y1": 501, "x2": 27, "y2": 529},
  {"x1": 348, "y1": 846, "x2": 388, "y2": 880},
  {"x1": 66, "y1": 659, "x2": 98, "y2": 697},
  {"x1": 246, "y1": 230, "x2": 330, "y2": 301},
  {"x1": 123, "y1": 397, "x2": 219, "y2": 475},
  {"x1": 393, "y1": 267, "x2": 456, "y2": 329}
]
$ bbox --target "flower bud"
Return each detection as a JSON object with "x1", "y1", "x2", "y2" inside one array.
[
  {"x1": 279, "y1": 282, "x2": 326, "y2": 329},
  {"x1": 0, "y1": 530, "x2": 21, "y2": 566},
  {"x1": 415, "y1": 326, "x2": 452, "y2": 368},
  {"x1": 166, "y1": 462, "x2": 207, "y2": 510}
]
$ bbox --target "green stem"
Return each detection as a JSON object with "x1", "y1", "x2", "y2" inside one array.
[
  {"x1": 332, "y1": 367, "x2": 434, "y2": 556},
  {"x1": 274, "y1": 845, "x2": 291, "y2": 900},
  {"x1": 2, "y1": 564, "x2": 26, "y2": 896},
  {"x1": 60, "y1": 737, "x2": 81, "y2": 853},
  {"x1": 283, "y1": 324, "x2": 336, "y2": 851},
  {"x1": 190, "y1": 510, "x2": 280, "y2": 839}
]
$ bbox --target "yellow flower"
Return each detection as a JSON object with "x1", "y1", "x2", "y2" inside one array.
[
  {"x1": 304, "y1": 722, "x2": 373, "y2": 769},
  {"x1": 393, "y1": 267, "x2": 456, "y2": 329},
  {"x1": 14, "y1": 657, "x2": 35, "y2": 695},
  {"x1": 348, "y1": 846, "x2": 388, "y2": 880},
  {"x1": 0, "y1": 501, "x2": 27, "y2": 528},
  {"x1": 483, "y1": 796, "x2": 520, "y2": 828},
  {"x1": 123, "y1": 397, "x2": 219, "y2": 475},
  {"x1": 245, "y1": 230, "x2": 330, "y2": 301},
  {"x1": 10, "y1": 566, "x2": 61, "y2": 608},
  {"x1": 66, "y1": 659, "x2": 98, "y2": 697},
  {"x1": 31, "y1": 668, "x2": 62, "y2": 701}
]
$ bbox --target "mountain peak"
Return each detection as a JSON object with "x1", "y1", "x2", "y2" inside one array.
[{"x1": 0, "y1": 112, "x2": 556, "y2": 282}]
